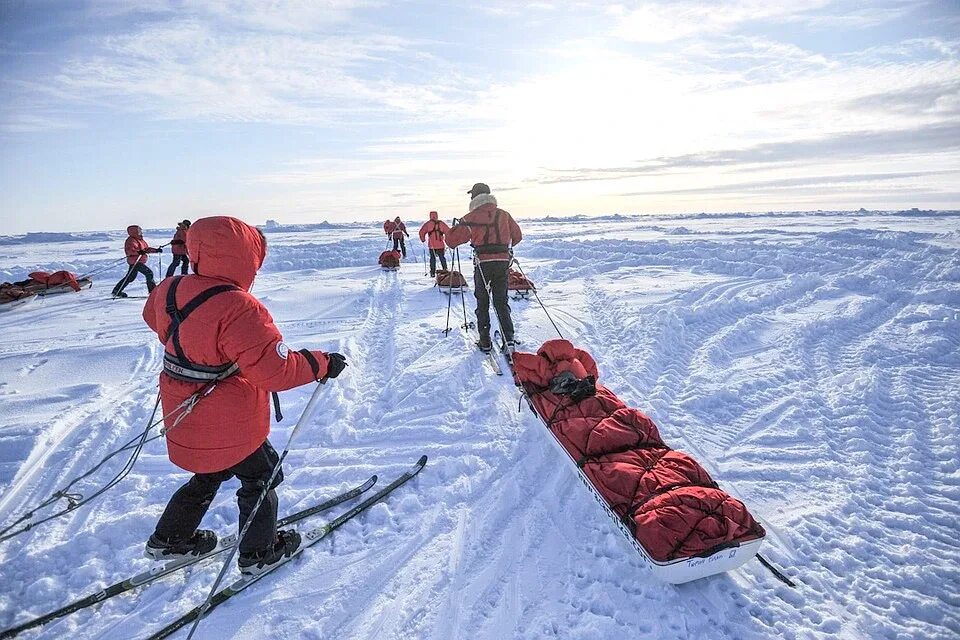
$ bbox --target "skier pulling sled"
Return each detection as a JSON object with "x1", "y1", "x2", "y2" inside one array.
[
  {"x1": 511, "y1": 339, "x2": 768, "y2": 584},
  {"x1": 446, "y1": 182, "x2": 523, "y2": 354},
  {"x1": 379, "y1": 249, "x2": 402, "y2": 271},
  {"x1": 507, "y1": 267, "x2": 534, "y2": 300},
  {"x1": 435, "y1": 269, "x2": 468, "y2": 294}
]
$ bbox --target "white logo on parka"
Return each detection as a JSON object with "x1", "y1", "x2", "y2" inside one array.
[{"x1": 276, "y1": 342, "x2": 290, "y2": 360}]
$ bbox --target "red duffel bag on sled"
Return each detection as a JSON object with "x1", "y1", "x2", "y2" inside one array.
[{"x1": 512, "y1": 339, "x2": 766, "y2": 583}]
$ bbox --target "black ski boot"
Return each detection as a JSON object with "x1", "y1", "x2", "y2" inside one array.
[
  {"x1": 145, "y1": 529, "x2": 218, "y2": 560},
  {"x1": 238, "y1": 529, "x2": 302, "y2": 576},
  {"x1": 477, "y1": 334, "x2": 492, "y2": 353}
]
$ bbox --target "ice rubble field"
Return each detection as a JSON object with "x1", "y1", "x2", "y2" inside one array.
[{"x1": 0, "y1": 210, "x2": 958, "y2": 640}]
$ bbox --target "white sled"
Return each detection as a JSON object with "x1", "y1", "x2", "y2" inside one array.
[
  {"x1": 439, "y1": 285, "x2": 468, "y2": 295},
  {"x1": 510, "y1": 288, "x2": 531, "y2": 300},
  {"x1": 524, "y1": 395, "x2": 765, "y2": 584},
  {"x1": 0, "y1": 295, "x2": 37, "y2": 312},
  {"x1": 33, "y1": 278, "x2": 94, "y2": 296}
]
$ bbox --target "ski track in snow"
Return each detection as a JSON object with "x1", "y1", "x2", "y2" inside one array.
[{"x1": 0, "y1": 212, "x2": 958, "y2": 639}]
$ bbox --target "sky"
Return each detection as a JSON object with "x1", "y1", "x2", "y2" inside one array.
[{"x1": 1, "y1": 0, "x2": 958, "y2": 234}]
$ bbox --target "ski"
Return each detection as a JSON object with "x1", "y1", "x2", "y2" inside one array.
[
  {"x1": 146, "y1": 456, "x2": 427, "y2": 640},
  {"x1": 0, "y1": 476, "x2": 377, "y2": 639},
  {"x1": 493, "y1": 330, "x2": 515, "y2": 371}
]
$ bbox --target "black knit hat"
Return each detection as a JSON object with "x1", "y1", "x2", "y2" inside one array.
[{"x1": 467, "y1": 182, "x2": 490, "y2": 197}]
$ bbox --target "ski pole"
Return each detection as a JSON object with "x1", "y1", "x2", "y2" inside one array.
[
  {"x1": 423, "y1": 248, "x2": 428, "y2": 277},
  {"x1": 112, "y1": 261, "x2": 137, "y2": 298},
  {"x1": 512, "y1": 257, "x2": 564, "y2": 339},
  {"x1": 184, "y1": 380, "x2": 329, "y2": 640},
  {"x1": 456, "y1": 248, "x2": 469, "y2": 331}
]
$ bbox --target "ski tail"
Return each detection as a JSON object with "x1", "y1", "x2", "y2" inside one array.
[{"x1": 0, "y1": 476, "x2": 377, "y2": 640}]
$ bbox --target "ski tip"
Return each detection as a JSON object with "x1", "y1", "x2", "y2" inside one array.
[
  {"x1": 366, "y1": 474, "x2": 378, "y2": 488},
  {"x1": 415, "y1": 455, "x2": 428, "y2": 468}
]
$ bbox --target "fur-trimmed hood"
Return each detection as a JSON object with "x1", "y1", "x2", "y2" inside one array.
[{"x1": 469, "y1": 193, "x2": 497, "y2": 212}]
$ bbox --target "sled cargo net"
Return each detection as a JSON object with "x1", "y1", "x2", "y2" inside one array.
[{"x1": 512, "y1": 339, "x2": 766, "y2": 583}]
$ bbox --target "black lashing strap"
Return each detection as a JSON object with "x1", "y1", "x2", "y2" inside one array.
[{"x1": 164, "y1": 277, "x2": 287, "y2": 422}]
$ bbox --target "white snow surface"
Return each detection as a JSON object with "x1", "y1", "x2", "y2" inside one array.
[{"x1": 0, "y1": 211, "x2": 958, "y2": 639}]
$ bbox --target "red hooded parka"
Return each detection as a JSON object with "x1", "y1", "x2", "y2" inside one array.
[
  {"x1": 124, "y1": 225, "x2": 157, "y2": 265},
  {"x1": 143, "y1": 216, "x2": 331, "y2": 473},
  {"x1": 418, "y1": 211, "x2": 450, "y2": 250}
]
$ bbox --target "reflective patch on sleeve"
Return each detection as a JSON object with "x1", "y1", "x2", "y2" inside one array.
[{"x1": 276, "y1": 342, "x2": 290, "y2": 360}]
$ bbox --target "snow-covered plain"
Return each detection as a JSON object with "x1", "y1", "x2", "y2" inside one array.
[{"x1": 0, "y1": 210, "x2": 958, "y2": 639}]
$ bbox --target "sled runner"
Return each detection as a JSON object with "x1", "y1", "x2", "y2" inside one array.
[
  {"x1": 379, "y1": 250, "x2": 401, "y2": 271},
  {"x1": 507, "y1": 268, "x2": 533, "y2": 300},
  {"x1": 436, "y1": 269, "x2": 468, "y2": 294},
  {"x1": 512, "y1": 339, "x2": 766, "y2": 584}
]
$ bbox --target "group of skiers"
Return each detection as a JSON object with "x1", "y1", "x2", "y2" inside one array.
[
  {"x1": 111, "y1": 220, "x2": 192, "y2": 297},
  {"x1": 385, "y1": 183, "x2": 522, "y2": 352},
  {"x1": 109, "y1": 182, "x2": 522, "y2": 576}
]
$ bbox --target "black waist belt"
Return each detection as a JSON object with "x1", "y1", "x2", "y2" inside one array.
[
  {"x1": 473, "y1": 244, "x2": 508, "y2": 254},
  {"x1": 163, "y1": 353, "x2": 239, "y2": 383}
]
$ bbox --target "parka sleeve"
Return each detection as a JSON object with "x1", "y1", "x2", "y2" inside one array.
[
  {"x1": 445, "y1": 223, "x2": 470, "y2": 248},
  {"x1": 509, "y1": 214, "x2": 523, "y2": 246},
  {"x1": 219, "y1": 299, "x2": 330, "y2": 391}
]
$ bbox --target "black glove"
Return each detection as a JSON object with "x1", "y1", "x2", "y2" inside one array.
[
  {"x1": 157, "y1": 247, "x2": 164, "y2": 253},
  {"x1": 137, "y1": 250, "x2": 146, "y2": 256},
  {"x1": 325, "y1": 353, "x2": 347, "y2": 379}
]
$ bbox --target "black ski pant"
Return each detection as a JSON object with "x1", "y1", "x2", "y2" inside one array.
[
  {"x1": 153, "y1": 440, "x2": 284, "y2": 554},
  {"x1": 165, "y1": 254, "x2": 189, "y2": 278},
  {"x1": 113, "y1": 263, "x2": 156, "y2": 295},
  {"x1": 474, "y1": 260, "x2": 515, "y2": 342},
  {"x1": 393, "y1": 236, "x2": 407, "y2": 257},
  {"x1": 428, "y1": 248, "x2": 447, "y2": 276}
]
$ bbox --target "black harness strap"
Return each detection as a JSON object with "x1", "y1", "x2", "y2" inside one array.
[{"x1": 164, "y1": 277, "x2": 239, "y2": 363}]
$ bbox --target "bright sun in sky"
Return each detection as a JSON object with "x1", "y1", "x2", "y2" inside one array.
[{"x1": 1, "y1": 1, "x2": 958, "y2": 233}]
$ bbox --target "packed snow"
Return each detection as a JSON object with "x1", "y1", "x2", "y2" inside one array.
[{"x1": 0, "y1": 210, "x2": 958, "y2": 639}]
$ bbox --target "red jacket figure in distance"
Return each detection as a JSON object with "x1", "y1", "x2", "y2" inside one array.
[
  {"x1": 166, "y1": 219, "x2": 191, "y2": 278},
  {"x1": 141, "y1": 216, "x2": 348, "y2": 573},
  {"x1": 446, "y1": 183, "x2": 523, "y2": 350},
  {"x1": 419, "y1": 211, "x2": 450, "y2": 276},
  {"x1": 386, "y1": 216, "x2": 409, "y2": 257},
  {"x1": 112, "y1": 225, "x2": 161, "y2": 296}
]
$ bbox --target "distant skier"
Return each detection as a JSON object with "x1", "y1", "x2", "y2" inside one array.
[
  {"x1": 165, "y1": 219, "x2": 191, "y2": 278},
  {"x1": 418, "y1": 211, "x2": 450, "y2": 277},
  {"x1": 384, "y1": 216, "x2": 409, "y2": 258},
  {"x1": 446, "y1": 183, "x2": 523, "y2": 353},
  {"x1": 141, "y1": 216, "x2": 347, "y2": 576},
  {"x1": 112, "y1": 225, "x2": 162, "y2": 297}
]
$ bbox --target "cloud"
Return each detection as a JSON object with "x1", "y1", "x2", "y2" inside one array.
[
  {"x1": 610, "y1": 0, "x2": 915, "y2": 43},
  {"x1": 618, "y1": 170, "x2": 958, "y2": 196},
  {"x1": 538, "y1": 122, "x2": 960, "y2": 184}
]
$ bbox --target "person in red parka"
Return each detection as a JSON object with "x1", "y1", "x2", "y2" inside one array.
[
  {"x1": 141, "y1": 216, "x2": 348, "y2": 575},
  {"x1": 418, "y1": 211, "x2": 449, "y2": 277},
  {"x1": 445, "y1": 183, "x2": 523, "y2": 352},
  {"x1": 165, "y1": 219, "x2": 191, "y2": 278},
  {"x1": 386, "y1": 216, "x2": 409, "y2": 257},
  {"x1": 112, "y1": 225, "x2": 162, "y2": 297}
]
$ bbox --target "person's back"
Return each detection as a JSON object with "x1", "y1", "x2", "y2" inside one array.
[
  {"x1": 419, "y1": 211, "x2": 450, "y2": 276},
  {"x1": 446, "y1": 183, "x2": 523, "y2": 351},
  {"x1": 446, "y1": 194, "x2": 522, "y2": 263}
]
